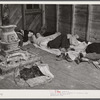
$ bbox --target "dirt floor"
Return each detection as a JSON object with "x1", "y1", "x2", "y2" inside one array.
[{"x1": 0, "y1": 44, "x2": 100, "y2": 89}]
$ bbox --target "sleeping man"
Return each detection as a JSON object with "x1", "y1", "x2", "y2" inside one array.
[{"x1": 31, "y1": 32, "x2": 70, "y2": 54}]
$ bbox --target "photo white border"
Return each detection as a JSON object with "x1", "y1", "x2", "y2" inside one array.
[
  {"x1": 0, "y1": 1, "x2": 100, "y2": 99},
  {"x1": 0, "y1": 1, "x2": 100, "y2": 4}
]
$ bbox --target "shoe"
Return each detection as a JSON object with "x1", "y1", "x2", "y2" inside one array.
[
  {"x1": 0, "y1": 68, "x2": 2, "y2": 75},
  {"x1": 56, "y1": 53, "x2": 66, "y2": 61},
  {"x1": 65, "y1": 54, "x2": 73, "y2": 62},
  {"x1": 79, "y1": 53, "x2": 83, "y2": 58},
  {"x1": 75, "y1": 57, "x2": 81, "y2": 64},
  {"x1": 74, "y1": 54, "x2": 83, "y2": 64},
  {"x1": 74, "y1": 53, "x2": 84, "y2": 64}
]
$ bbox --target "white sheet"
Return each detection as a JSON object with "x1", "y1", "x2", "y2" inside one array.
[
  {"x1": 67, "y1": 42, "x2": 88, "y2": 60},
  {"x1": 33, "y1": 43, "x2": 61, "y2": 56}
]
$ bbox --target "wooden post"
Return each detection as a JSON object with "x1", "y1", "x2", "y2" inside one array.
[
  {"x1": 22, "y1": 5, "x2": 26, "y2": 30},
  {"x1": 56, "y1": 5, "x2": 59, "y2": 32},
  {"x1": 1, "y1": 4, "x2": 10, "y2": 26},
  {"x1": 71, "y1": 5, "x2": 75, "y2": 35},
  {"x1": 39, "y1": 4, "x2": 42, "y2": 30},
  {"x1": 86, "y1": 5, "x2": 92, "y2": 42},
  {"x1": 1, "y1": 4, "x2": 3, "y2": 25},
  {"x1": 42, "y1": 4, "x2": 45, "y2": 27}
]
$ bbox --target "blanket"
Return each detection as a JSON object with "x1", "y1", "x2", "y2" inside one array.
[
  {"x1": 33, "y1": 44, "x2": 61, "y2": 56},
  {"x1": 67, "y1": 42, "x2": 88, "y2": 60}
]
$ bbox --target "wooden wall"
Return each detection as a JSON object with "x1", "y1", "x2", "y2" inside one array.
[
  {"x1": 9, "y1": 4, "x2": 22, "y2": 30},
  {"x1": 72, "y1": 5, "x2": 88, "y2": 41},
  {"x1": 45, "y1": 5, "x2": 56, "y2": 33},
  {"x1": 45, "y1": 5, "x2": 100, "y2": 42},
  {"x1": 25, "y1": 5, "x2": 42, "y2": 33},
  {"x1": 0, "y1": 5, "x2": 2, "y2": 37},
  {"x1": 0, "y1": 4, "x2": 22, "y2": 30},
  {"x1": 57, "y1": 5, "x2": 72, "y2": 35},
  {"x1": 0, "y1": 4, "x2": 42, "y2": 33},
  {"x1": 87, "y1": 5, "x2": 100, "y2": 42},
  {"x1": 1, "y1": 4, "x2": 100, "y2": 42},
  {"x1": 0, "y1": 5, "x2": 2, "y2": 26},
  {"x1": 26, "y1": 13, "x2": 42, "y2": 33}
]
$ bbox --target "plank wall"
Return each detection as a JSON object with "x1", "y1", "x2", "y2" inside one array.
[
  {"x1": 9, "y1": 4, "x2": 22, "y2": 30},
  {"x1": 57, "y1": 5, "x2": 72, "y2": 35},
  {"x1": 0, "y1": 4, "x2": 42, "y2": 33},
  {"x1": 45, "y1": 5, "x2": 57, "y2": 33},
  {"x1": 87, "y1": 5, "x2": 100, "y2": 42},
  {"x1": 0, "y1": 5, "x2": 2, "y2": 26},
  {"x1": 72, "y1": 5, "x2": 88, "y2": 41},
  {"x1": 1, "y1": 4, "x2": 100, "y2": 42}
]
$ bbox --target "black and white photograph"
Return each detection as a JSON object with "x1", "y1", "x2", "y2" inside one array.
[{"x1": 0, "y1": 1, "x2": 100, "y2": 98}]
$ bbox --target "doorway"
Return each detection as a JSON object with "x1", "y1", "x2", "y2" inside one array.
[{"x1": 22, "y1": 4, "x2": 43, "y2": 33}]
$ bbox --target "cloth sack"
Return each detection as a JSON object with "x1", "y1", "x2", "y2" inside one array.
[{"x1": 14, "y1": 63, "x2": 54, "y2": 87}]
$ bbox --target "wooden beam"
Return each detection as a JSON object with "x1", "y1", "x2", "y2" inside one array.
[
  {"x1": 56, "y1": 5, "x2": 59, "y2": 32},
  {"x1": 42, "y1": 4, "x2": 46, "y2": 27},
  {"x1": 0, "y1": 4, "x2": 3, "y2": 25},
  {"x1": 25, "y1": 9, "x2": 42, "y2": 15},
  {"x1": 86, "y1": 5, "x2": 92, "y2": 42},
  {"x1": 71, "y1": 5, "x2": 76, "y2": 35},
  {"x1": 22, "y1": 5, "x2": 26, "y2": 30}
]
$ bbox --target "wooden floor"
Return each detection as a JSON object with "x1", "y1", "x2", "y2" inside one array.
[{"x1": 0, "y1": 44, "x2": 100, "y2": 89}]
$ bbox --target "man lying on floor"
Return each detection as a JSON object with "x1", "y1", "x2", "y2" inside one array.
[
  {"x1": 31, "y1": 32, "x2": 71, "y2": 55},
  {"x1": 16, "y1": 30, "x2": 71, "y2": 56}
]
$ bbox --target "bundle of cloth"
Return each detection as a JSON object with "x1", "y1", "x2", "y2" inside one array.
[
  {"x1": 79, "y1": 43, "x2": 100, "y2": 68},
  {"x1": 66, "y1": 34, "x2": 88, "y2": 61},
  {"x1": 14, "y1": 63, "x2": 54, "y2": 87},
  {"x1": 16, "y1": 30, "x2": 33, "y2": 47},
  {"x1": 67, "y1": 34, "x2": 100, "y2": 66}
]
